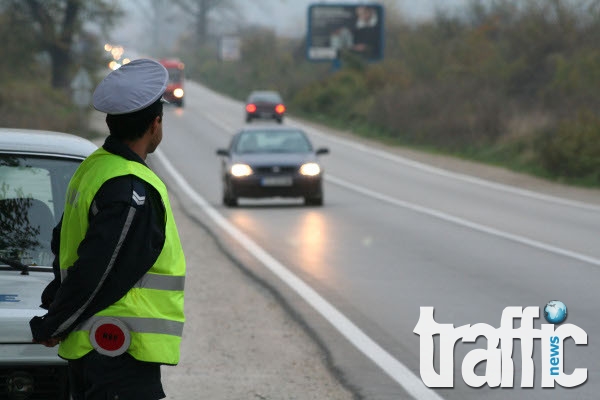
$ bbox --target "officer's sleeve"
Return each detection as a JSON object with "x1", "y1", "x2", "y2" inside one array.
[
  {"x1": 30, "y1": 176, "x2": 165, "y2": 342},
  {"x1": 39, "y1": 216, "x2": 63, "y2": 309}
]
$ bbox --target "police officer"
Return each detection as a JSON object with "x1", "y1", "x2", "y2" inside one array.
[{"x1": 30, "y1": 59, "x2": 186, "y2": 400}]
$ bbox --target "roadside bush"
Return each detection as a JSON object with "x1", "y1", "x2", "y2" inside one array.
[
  {"x1": 539, "y1": 110, "x2": 600, "y2": 183},
  {"x1": 368, "y1": 78, "x2": 506, "y2": 149},
  {"x1": 292, "y1": 69, "x2": 370, "y2": 123},
  {"x1": 0, "y1": 80, "x2": 80, "y2": 133},
  {"x1": 544, "y1": 50, "x2": 600, "y2": 112}
]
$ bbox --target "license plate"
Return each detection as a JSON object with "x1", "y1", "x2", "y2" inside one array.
[{"x1": 261, "y1": 176, "x2": 293, "y2": 186}]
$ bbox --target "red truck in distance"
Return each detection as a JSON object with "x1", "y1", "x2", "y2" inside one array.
[{"x1": 159, "y1": 58, "x2": 185, "y2": 107}]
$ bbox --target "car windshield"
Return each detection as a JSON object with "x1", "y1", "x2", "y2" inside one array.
[
  {"x1": 234, "y1": 130, "x2": 312, "y2": 154},
  {"x1": 249, "y1": 92, "x2": 282, "y2": 103},
  {"x1": 0, "y1": 154, "x2": 80, "y2": 269}
]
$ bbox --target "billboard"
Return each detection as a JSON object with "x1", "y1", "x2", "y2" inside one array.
[{"x1": 307, "y1": 3, "x2": 384, "y2": 62}]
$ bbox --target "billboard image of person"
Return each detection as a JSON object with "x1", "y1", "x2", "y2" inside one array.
[
  {"x1": 351, "y1": 6, "x2": 381, "y2": 59},
  {"x1": 307, "y1": 3, "x2": 384, "y2": 62}
]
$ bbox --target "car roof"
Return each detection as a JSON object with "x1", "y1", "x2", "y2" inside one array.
[
  {"x1": 239, "y1": 125, "x2": 306, "y2": 134},
  {"x1": 0, "y1": 128, "x2": 97, "y2": 159}
]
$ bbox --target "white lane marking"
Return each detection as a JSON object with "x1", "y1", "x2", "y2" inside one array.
[
  {"x1": 197, "y1": 110, "x2": 599, "y2": 265},
  {"x1": 327, "y1": 174, "x2": 600, "y2": 267},
  {"x1": 196, "y1": 107, "x2": 600, "y2": 212},
  {"x1": 286, "y1": 120, "x2": 600, "y2": 213},
  {"x1": 154, "y1": 149, "x2": 444, "y2": 400},
  {"x1": 198, "y1": 109, "x2": 599, "y2": 265}
]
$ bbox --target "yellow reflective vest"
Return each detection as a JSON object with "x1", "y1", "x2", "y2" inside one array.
[{"x1": 58, "y1": 148, "x2": 185, "y2": 365}]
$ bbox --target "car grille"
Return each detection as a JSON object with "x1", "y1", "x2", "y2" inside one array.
[
  {"x1": 0, "y1": 366, "x2": 69, "y2": 400},
  {"x1": 254, "y1": 166, "x2": 297, "y2": 174}
]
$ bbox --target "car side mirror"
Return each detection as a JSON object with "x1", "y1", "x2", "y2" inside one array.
[
  {"x1": 316, "y1": 148, "x2": 329, "y2": 155},
  {"x1": 216, "y1": 149, "x2": 229, "y2": 156}
]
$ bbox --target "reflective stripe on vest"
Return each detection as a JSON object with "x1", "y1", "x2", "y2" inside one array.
[
  {"x1": 57, "y1": 148, "x2": 185, "y2": 365},
  {"x1": 60, "y1": 270, "x2": 185, "y2": 292}
]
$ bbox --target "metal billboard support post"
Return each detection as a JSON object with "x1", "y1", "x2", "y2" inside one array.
[{"x1": 331, "y1": 58, "x2": 342, "y2": 72}]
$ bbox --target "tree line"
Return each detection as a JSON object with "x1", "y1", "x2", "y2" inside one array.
[{"x1": 0, "y1": 0, "x2": 227, "y2": 134}]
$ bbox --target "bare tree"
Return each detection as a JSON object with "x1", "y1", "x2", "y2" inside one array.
[
  {"x1": 129, "y1": 0, "x2": 174, "y2": 53},
  {"x1": 171, "y1": 0, "x2": 240, "y2": 44},
  {"x1": 0, "y1": 0, "x2": 122, "y2": 89}
]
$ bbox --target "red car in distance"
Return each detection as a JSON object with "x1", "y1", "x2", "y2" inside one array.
[{"x1": 245, "y1": 90, "x2": 285, "y2": 123}]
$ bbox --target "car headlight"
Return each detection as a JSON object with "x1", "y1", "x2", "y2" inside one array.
[
  {"x1": 173, "y1": 88, "x2": 184, "y2": 98},
  {"x1": 299, "y1": 163, "x2": 321, "y2": 176},
  {"x1": 230, "y1": 164, "x2": 253, "y2": 177}
]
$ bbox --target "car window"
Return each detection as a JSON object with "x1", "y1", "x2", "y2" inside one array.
[
  {"x1": 248, "y1": 91, "x2": 282, "y2": 103},
  {"x1": 234, "y1": 130, "x2": 312, "y2": 154},
  {"x1": 0, "y1": 155, "x2": 80, "y2": 268}
]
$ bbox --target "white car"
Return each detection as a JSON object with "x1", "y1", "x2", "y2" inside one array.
[{"x1": 0, "y1": 129, "x2": 96, "y2": 399}]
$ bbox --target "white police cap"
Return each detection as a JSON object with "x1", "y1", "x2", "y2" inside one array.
[{"x1": 92, "y1": 58, "x2": 168, "y2": 115}]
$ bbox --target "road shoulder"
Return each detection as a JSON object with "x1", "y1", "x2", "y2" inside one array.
[{"x1": 160, "y1": 191, "x2": 356, "y2": 400}]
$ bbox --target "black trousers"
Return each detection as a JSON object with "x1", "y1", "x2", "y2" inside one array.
[{"x1": 68, "y1": 351, "x2": 166, "y2": 400}]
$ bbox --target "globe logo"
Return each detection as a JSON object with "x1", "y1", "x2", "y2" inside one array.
[{"x1": 544, "y1": 300, "x2": 567, "y2": 324}]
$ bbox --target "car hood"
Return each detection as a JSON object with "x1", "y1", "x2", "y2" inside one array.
[
  {"x1": 0, "y1": 272, "x2": 51, "y2": 343},
  {"x1": 232, "y1": 152, "x2": 317, "y2": 166}
]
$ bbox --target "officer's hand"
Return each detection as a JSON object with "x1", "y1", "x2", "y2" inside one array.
[
  {"x1": 35, "y1": 337, "x2": 61, "y2": 347},
  {"x1": 29, "y1": 315, "x2": 55, "y2": 344}
]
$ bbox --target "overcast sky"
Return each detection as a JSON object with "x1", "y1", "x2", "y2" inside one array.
[{"x1": 112, "y1": 0, "x2": 471, "y2": 49}]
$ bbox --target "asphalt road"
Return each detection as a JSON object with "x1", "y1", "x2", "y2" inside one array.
[{"x1": 120, "y1": 80, "x2": 599, "y2": 400}]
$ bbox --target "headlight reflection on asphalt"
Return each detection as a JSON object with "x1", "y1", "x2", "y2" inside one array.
[{"x1": 295, "y1": 212, "x2": 327, "y2": 275}]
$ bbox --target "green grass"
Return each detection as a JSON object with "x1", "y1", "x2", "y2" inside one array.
[{"x1": 292, "y1": 110, "x2": 600, "y2": 189}]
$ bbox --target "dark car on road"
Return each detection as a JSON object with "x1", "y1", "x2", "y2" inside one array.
[
  {"x1": 0, "y1": 128, "x2": 96, "y2": 400},
  {"x1": 245, "y1": 90, "x2": 286, "y2": 123},
  {"x1": 216, "y1": 126, "x2": 329, "y2": 206}
]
